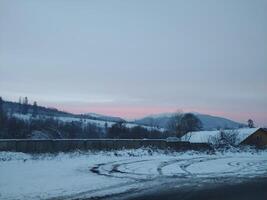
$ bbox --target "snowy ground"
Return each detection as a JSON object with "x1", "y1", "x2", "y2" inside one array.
[
  {"x1": 13, "y1": 113, "x2": 165, "y2": 132},
  {"x1": 0, "y1": 149, "x2": 267, "y2": 200}
]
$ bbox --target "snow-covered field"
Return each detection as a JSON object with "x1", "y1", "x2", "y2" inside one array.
[
  {"x1": 13, "y1": 113, "x2": 165, "y2": 132},
  {"x1": 0, "y1": 149, "x2": 267, "y2": 200}
]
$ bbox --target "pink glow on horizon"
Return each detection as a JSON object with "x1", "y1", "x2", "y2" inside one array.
[
  {"x1": 54, "y1": 104, "x2": 178, "y2": 119},
  {"x1": 46, "y1": 103, "x2": 267, "y2": 126}
]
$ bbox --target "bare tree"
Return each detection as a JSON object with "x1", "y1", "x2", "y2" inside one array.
[
  {"x1": 167, "y1": 110, "x2": 183, "y2": 137},
  {"x1": 19, "y1": 97, "x2": 22, "y2": 104},
  {"x1": 182, "y1": 131, "x2": 192, "y2": 141},
  {"x1": 179, "y1": 113, "x2": 202, "y2": 134},
  {"x1": 147, "y1": 117, "x2": 156, "y2": 128},
  {"x1": 18, "y1": 97, "x2": 23, "y2": 113},
  {"x1": 209, "y1": 130, "x2": 239, "y2": 148},
  {"x1": 168, "y1": 111, "x2": 202, "y2": 138},
  {"x1": 22, "y1": 97, "x2": 29, "y2": 114},
  {"x1": 32, "y1": 101, "x2": 38, "y2": 118},
  {"x1": 0, "y1": 97, "x2": 5, "y2": 127},
  {"x1": 247, "y1": 119, "x2": 255, "y2": 128}
]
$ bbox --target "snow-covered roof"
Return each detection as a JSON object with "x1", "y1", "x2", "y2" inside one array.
[{"x1": 181, "y1": 128, "x2": 260, "y2": 144}]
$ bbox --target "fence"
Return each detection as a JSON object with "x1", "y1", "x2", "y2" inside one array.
[{"x1": 0, "y1": 139, "x2": 212, "y2": 153}]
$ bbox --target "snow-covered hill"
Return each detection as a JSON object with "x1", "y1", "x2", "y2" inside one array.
[
  {"x1": 84, "y1": 113, "x2": 125, "y2": 123},
  {"x1": 12, "y1": 113, "x2": 164, "y2": 132},
  {"x1": 133, "y1": 113, "x2": 245, "y2": 131},
  {"x1": 3, "y1": 100, "x2": 245, "y2": 132},
  {"x1": 3, "y1": 100, "x2": 163, "y2": 132}
]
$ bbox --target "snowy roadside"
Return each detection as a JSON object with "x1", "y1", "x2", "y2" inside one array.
[{"x1": 0, "y1": 148, "x2": 267, "y2": 200}]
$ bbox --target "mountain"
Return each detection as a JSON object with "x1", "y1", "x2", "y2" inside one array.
[
  {"x1": 1, "y1": 99, "x2": 166, "y2": 140},
  {"x1": 2, "y1": 99, "x2": 245, "y2": 131},
  {"x1": 2, "y1": 100, "x2": 125, "y2": 123},
  {"x1": 2, "y1": 100, "x2": 73, "y2": 117},
  {"x1": 195, "y1": 113, "x2": 245, "y2": 130},
  {"x1": 133, "y1": 112, "x2": 246, "y2": 131}
]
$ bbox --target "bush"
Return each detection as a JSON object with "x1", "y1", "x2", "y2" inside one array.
[{"x1": 209, "y1": 130, "x2": 239, "y2": 148}]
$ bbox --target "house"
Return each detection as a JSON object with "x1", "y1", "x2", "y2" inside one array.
[
  {"x1": 241, "y1": 128, "x2": 267, "y2": 147},
  {"x1": 181, "y1": 128, "x2": 267, "y2": 147}
]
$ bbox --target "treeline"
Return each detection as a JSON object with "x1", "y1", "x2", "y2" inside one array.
[
  {"x1": 0, "y1": 116, "x2": 103, "y2": 139},
  {"x1": 107, "y1": 122, "x2": 167, "y2": 139},
  {"x1": 0, "y1": 97, "x2": 168, "y2": 139},
  {"x1": 0, "y1": 116, "x2": 167, "y2": 139},
  {"x1": 3, "y1": 97, "x2": 72, "y2": 118},
  {"x1": 168, "y1": 112, "x2": 203, "y2": 137}
]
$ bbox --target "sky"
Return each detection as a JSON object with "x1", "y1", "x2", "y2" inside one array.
[{"x1": 0, "y1": 0, "x2": 267, "y2": 125}]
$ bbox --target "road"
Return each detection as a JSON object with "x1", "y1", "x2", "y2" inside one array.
[{"x1": 124, "y1": 177, "x2": 267, "y2": 200}]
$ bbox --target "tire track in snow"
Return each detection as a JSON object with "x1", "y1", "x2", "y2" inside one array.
[
  {"x1": 89, "y1": 159, "x2": 155, "y2": 181},
  {"x1": 54, "y1": 155, "x2": 267, "y2": 200}
]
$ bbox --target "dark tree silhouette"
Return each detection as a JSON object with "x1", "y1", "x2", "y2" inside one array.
[
  {"x1": 32, "y1": 101, "x2": 38, "y2": 117},
  {"x1": 22, "y1": 97, "x2": 29, "y2": 114},
  {"x1": 169, "y1": 112, "x2": 202, "y2": 138},
  {"x1": 180, "y1": 113, "x2": 202, "y2": 133},
  {"x1": 167, "y1": 111, "x2": 183, "y2": 136},
  {"x1": 247, "y1": 119, "x2": 255, "y2": 128},
  {"x1": 0, "y1": 97, "x2": 5, "y2": 129},
  {"x1": 107, "y1": 122, "x2": 127, "y2": 138}
]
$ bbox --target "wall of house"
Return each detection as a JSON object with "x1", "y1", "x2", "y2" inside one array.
[
  {"x1": 241, "y1": 129, "x2": 267, "y2": 147},
  {"x1": 0, "y1": 139, "x2": 212, "y2": 153}
]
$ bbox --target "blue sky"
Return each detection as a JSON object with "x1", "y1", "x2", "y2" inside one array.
[{"x1": 0, "y1": 0, "x2": 267, "y2": 125}]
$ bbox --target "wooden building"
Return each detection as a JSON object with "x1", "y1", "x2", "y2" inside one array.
[{"x1": 240, "y1": 128, "x2": 267, "y2": 147}]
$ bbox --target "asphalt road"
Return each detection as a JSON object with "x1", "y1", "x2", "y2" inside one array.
[{"x1": 125, "y1": 178, "x2": 267, "y2": 200}]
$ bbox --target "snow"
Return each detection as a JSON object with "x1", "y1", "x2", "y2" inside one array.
[
  {"x1": 0, "y1": 149, "x2": 267, "y2": 200},
  {"x1": 12, "y1": 113, "x2": 164, "y2": 132},
  {"x1": 135, "y1": 112, "x2": 243, "y2": 130},
  {"x1": 181, "y1": 128, "x2": 260, "y2": 144},
  {"x1": 84, "y1": 113, "x2": 124, "y2": 122},
  {"x1": 12, "y1": 113, "x2": 32, "y2": 120}
]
